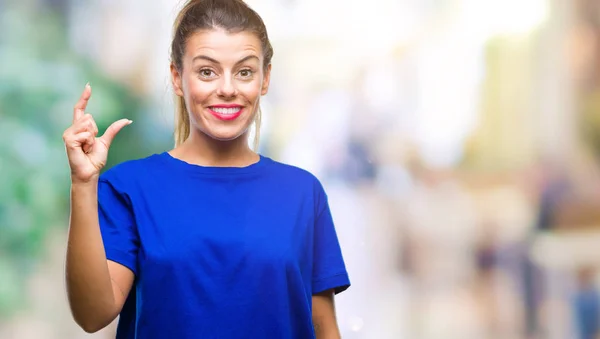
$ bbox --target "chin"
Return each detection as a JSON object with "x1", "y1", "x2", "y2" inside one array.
[
  {"x1": 192, "y1": 115, "x2": 254, "y2": 143},
  {"x1": 204, "y1": 127, "x2": 249, "y2": 142}
]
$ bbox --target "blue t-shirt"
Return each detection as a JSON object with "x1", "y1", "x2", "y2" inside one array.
[{"x1": 97, "y1": 152, "x2": 350, "y2": 338}]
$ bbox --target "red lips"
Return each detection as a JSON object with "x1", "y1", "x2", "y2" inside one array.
[{"x1": 208, "y1": 104, "x2": 244, "y2": 121}]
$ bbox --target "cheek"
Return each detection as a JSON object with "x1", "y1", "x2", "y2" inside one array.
[
  {"x1": 239, "y1": 80, "x2": 263, "y2": 101},
  {"x1": 185, "y1": 77, "x2": 213, "y2": 103}
]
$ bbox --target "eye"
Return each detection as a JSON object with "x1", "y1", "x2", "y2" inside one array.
[
  {"x1": 198, "y1": 69, "x2": 216, "y2": 79},
  {"x1": 238, "y1": 69, "x2": 253, "y2": 78}
]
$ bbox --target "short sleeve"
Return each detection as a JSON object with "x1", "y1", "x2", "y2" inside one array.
[
  {"x1": 312, "y1": 182, "x2": 350, "y2": 295},
  {"x1": 98, "y1": 178, "x2": 139, "y2": 275}
]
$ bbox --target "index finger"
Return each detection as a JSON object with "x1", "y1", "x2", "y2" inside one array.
[{"x1": 73, "y1": 83, "x2": 92, "y2": 123}]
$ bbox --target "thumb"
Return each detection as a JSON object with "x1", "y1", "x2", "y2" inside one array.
[{"x1": 99, "y1": 119, "x2": 132, "y2": 149}]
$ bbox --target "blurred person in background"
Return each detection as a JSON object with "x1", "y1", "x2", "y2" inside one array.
[
  {"x1": 62, "y1": 1, "x2": 350, "y2": 338},
  {"x1": 523, "y1": 158, "x2": 570, "y2": 338},
  {"x1": 573, "y1": 267, "x2": 600, "y2": 339}
]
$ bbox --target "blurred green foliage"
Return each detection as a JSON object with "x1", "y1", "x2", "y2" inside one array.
[{"x1": 0, "y1": 3, "x2": 167, "y2": 317}]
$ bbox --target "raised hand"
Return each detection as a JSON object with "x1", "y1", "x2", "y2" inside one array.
[{"x1": 63, "y1": 84, "x2": 132, "y2": 184}]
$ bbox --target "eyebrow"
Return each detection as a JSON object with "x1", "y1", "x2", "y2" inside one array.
[{"x1": 192, "y1": 55, "x2": 259, "y2": 65}]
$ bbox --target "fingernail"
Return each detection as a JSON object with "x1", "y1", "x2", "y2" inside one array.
[
  {"x1": 128, "y1": 120, "x2": 133, "y2": 124},
  {"x1": 85, "y1": 82, "x2": 91, "y2": 89}
]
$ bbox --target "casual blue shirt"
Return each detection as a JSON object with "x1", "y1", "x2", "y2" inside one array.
[{"x1": 98, "y1": 152, "x2": 350, "y2": 338}]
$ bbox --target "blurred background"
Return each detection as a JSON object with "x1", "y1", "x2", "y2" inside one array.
[{"x1": 2, "y1": 0, "x2": 600, "y2": 338}]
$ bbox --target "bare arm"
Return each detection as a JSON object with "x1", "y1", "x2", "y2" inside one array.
[
  {"x1": 312, "y1": 289, "x2": 341, "y2": 339},
  {"x1": 66, "y1": 182, "x2": 134, "y2": 333},
  {"x1": 63, "y1": 84, "x2": 133, "y2": 333}
]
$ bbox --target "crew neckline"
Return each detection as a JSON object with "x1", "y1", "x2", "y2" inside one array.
[{"x1": 158, "y1": 151, "x2": 270, "y2": 175}]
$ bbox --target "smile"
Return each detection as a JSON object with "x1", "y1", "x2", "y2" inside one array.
[{"x1": 208, "y1": 105, "x2": 244, "y2": 121}]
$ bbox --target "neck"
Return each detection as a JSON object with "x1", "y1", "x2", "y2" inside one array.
[{"x1": 171, "y1": 129, "x2": 258, "y2": 167}]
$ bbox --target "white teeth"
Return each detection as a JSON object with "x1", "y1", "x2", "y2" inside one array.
[{"x1": 212, "y1": 107, "x2": 241, "y2": 114}]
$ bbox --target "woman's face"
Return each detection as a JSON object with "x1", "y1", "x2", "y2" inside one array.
[{"x1": 171, "y1": 28, "x2": 271, "y2": 142}]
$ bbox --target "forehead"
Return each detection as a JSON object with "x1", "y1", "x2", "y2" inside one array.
[{"x1": 185, "y1": 28, "x2": 262, "y2": 61}]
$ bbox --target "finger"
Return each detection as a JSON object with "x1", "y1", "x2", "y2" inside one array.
[
  {"x1": 88, "y1": 115, "x2": 98, "y2": 136},
  {"x1": 82, "y1": 136, "x2": 95, "y2": 154},
  {"x1": 83, "y1": 134, "x2": 95, "y2": 153},
  {"x1": 99, "y1": 119, "x2": 132, "y2": 149},
  {"x1": 73, "y1": 83, "x2": 92, "y2": 123},
  {"x1": 65, "y1": 131, "x2": 93, "y2": 150},
  {"x1": 72, "y1": 114, "x2": 98, "y2": 135}
]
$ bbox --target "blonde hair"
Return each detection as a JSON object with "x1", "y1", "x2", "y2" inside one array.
[{"x1": 171, "y1": 0, "x2": 272, "y2": 150}]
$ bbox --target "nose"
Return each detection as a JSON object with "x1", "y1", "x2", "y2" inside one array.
[{"x1": 216, "y1": 75, "x2": 237, "y2": 99}]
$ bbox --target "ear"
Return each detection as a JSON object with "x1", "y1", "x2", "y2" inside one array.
[
  {"x1": 170, "y1": 63, "x2": 184, "y2": 97},
  {"x1": 261, "y1": 63, "x2": 271, "y2": 96}
]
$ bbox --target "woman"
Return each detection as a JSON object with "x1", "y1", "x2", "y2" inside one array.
[{"x1": 62, "y1": 0, "x2": 350, "y2": 338}]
